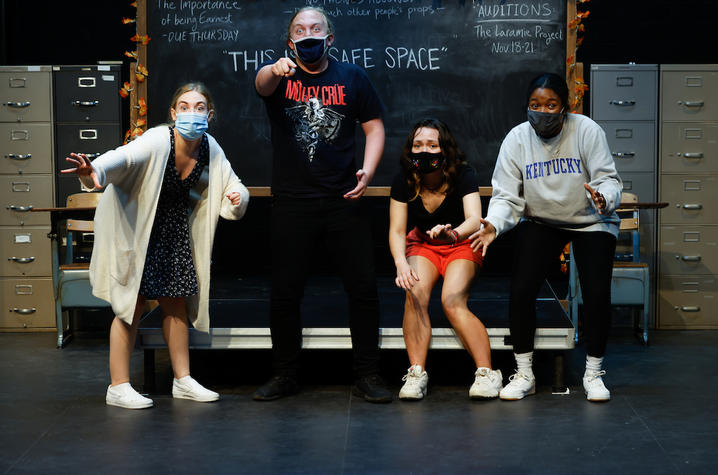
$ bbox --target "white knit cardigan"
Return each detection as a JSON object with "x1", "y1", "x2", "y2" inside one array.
[{"x1": 83, "y1": 126, "x2": 249, "y2": 331}]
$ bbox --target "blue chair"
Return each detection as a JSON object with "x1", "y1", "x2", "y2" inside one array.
[
  {"x1": 568, "y1": 192, "x2": 650, "y2": 345},
  {"x1": 53, "y1": 192, "x2": 110, "y2": 348}
]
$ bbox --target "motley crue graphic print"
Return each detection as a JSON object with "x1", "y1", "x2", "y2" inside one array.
[{"x1": 260, "y1": 59, "x2": 384, "y2": 198}]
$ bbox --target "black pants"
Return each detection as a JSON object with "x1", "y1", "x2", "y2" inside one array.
[
  {"x1": 509, "y1": 220, "x2": 616, "y2": 357},
  {"x1": 269, "y1": 196, "x2": 380, "y2": 378}
]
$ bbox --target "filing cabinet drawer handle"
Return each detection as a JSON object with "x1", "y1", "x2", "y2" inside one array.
[
  {"x1": 74, "y1": 152, "x2": 100, "y2": 159},
  {"x1": 611, "y1": 152, "x2": 635, "y2": 158},
  {"x1": 676, "y1": 255, "x2": 701, "y2": 262},
  {"x1": 609, "y1": 100, "x2": 635, "y2": 106},
  {"x1": 4, "y1": 154, "x2": 32, "y2": 160},
  {"x1": 6, "y1": 205, "x2": 33, "y2": 212},
  {"x1": 682, "y1": 153, "x2": 704, "y2": 159},
  {"x1": 79, "y1": 129, "x2": 98, "y2": 140},
  {"x1": 10, "y1": 130, "x2": 29, "y2": 141},
  {"x1": 8, "y1": 256, "x2": 35, "y2": 263},
  {"x1": 73, "y1": 100, "x2": 99, "y2": 107},
  {"x1": 4, "y1": 101, "x2": 31, "y2": 108},
  {"x1": 12, "y1": 307, "x2": 36, "y2": 315},
  {"x1": 684, "y1": 101, "x2": 704, "y2": 108},
  {"x1": 676, "y1": 306, "x2": 700, "y2": 313},
  {"x1": 682, "y1": 204, "x2": 702, "y2": 210}
]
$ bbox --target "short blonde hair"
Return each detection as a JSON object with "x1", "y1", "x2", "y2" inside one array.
[{"x1": 286, "y1": 6, "x2": 334, "y2": 42}]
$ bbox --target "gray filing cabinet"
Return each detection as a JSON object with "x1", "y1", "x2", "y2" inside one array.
[
  {"x1": 590, "y1": 64, "x2": 659, "y2": 324},
  {"x1": 53, "y1": 65, "x2": 122, "y2": 205},
  {"x1": 0, "y1": 66, "x2": 56, "y2": 330},
  {"x1": 658, "y1": 64, "x2": 718, "y2": 329}
]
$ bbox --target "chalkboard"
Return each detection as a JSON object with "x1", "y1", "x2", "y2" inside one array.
[{"x1": 147, "y1": 0, "x2": 566, "y2": 186}]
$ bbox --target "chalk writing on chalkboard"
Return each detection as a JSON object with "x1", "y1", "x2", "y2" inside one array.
[{"x1": 148, "y1": 0, "x2": 566, "y2": 186}]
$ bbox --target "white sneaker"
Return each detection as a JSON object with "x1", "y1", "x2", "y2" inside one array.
[
  {"x1": 399, "y1": 365, "x2": 428, "y2": 401},
  {"x1": 106, "y1": 382, "x2": 153, "y2": 409},
  {"x1": 499, "y1": 371, "x2": 536, "y2": 400},
  {"x1": 584, "y1": 370, "x2": 611, "y2": 402},
  {"x1": 172, "y1": 375, "x2": 220, "y2": 402},
  {"x1": 469, "y1": 367, "x2": 503, "y2": 399}
]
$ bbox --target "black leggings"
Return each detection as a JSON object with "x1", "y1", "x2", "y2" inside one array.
[{"x1": 509, "y1": 220, "x2": 616, "y2": 357}]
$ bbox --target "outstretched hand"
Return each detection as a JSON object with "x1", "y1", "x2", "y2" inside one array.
[
  {"x1": 469, "y1": 218, "x2": 496, "y2": 257},
  {"x1": 584, "y1": 183, "x2": 608, "y2": 214},
  {"x1": 343, "y1": 169, "x2": 369, "y2": 200},
  {"x1": 61, "y1": 153, "x2": 102, "y2": 190}
]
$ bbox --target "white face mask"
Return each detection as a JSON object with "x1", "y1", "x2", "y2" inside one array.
[{"x1": 174, "y1": 112, "x2": 208, "y2": 140}]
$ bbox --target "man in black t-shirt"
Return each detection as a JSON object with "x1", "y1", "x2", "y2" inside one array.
[{"x1": 253, "y1": 6, "x2": 390, "y2": 403}]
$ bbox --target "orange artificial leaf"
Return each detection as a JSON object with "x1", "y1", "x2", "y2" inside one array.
[
  {"x1": 577, "y1": 10, "x2": 590, "y2": 19},
  {"x1": 577, "y1": 24, "x2": 585, "y2": 32},
  {"x1": 576, "y1": 36, "x2": 585, "y2": 47},
  {"x1": 122, "y1": 17, "x2": 136, "y2": 24},
  {"x1": 135, "y1": 118, "x2": 147, "y2": 128},
  {"x1": 130, "y1": 1, "x2": 138, "y2": 8},
  {"x1": 568, "y1": 18, "x2": 580, "y2": 29},
  {"x1": 123, "y1": 129, "x2": 132, "y2": 144},
  {"x1": 130, "y1": 34, "x2": 151, "y2": 45},
  {"x1": 124, "y1": 50, "x2": 138, "y2": 59},
  {"x1": 131, "y1": 127, "x2": 144, "y2": 138},
  {"x1": 137, "y1": 98, "x2": 147, "y2": 116},
  {"x1": 135, "y1": 64, "x2": 149, "y2": 82},
  {"x1": 119, "y1": 81, "x2": 133, "y2": 98},
  {"x1": 566, "y1": 55, "x2": 575, "y2": 66}
]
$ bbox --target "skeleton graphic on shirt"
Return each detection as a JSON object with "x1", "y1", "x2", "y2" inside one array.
[{"x1": 286, "y1": 97, "x2": 344, "y2": 162}]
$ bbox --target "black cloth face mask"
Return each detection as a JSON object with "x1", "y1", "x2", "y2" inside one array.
[
  {"x1": 292, "y1": 36, "x2": 328, "y2": 65},
  {"x1": 527, "y1": 109, "x2": 565, "y2": 138},
  {"x1": 410, "y1": 151, "x2": 445, "y2": 174}
]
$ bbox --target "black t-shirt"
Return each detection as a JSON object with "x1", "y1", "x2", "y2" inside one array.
[
  {"x1": 261, "y1": 59, "x2": 384, "y2": 197},
  {"x1": 390, "y1": 164, "x2": 480, "y2": 233}
]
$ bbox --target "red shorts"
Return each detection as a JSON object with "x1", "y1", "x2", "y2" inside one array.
[{"x1": 405, "y1": 228, "x2": 483, "y2": 277}]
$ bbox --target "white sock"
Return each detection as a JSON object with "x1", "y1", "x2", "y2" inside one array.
[
  {"x1": 514, "y1": 352, "x2": 534, "y2": 379},
  {"x1": 585, "y1": 356, "x2": 604, "y2": 375}
]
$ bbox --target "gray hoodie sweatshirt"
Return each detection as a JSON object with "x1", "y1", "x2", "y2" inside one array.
[{"x1": 485, "y1": 113, "x2": 622, "y2": 237}]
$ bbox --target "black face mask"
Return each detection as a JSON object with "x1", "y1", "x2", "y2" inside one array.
[
  {"x1": 292, "y1": 35, "x2": 328, "y2": 65},
  {"x1": 527, "y1": 109, "x2": 565, "y2": 138},
  {"x1": 410, "y1": 152, "x2": 445, "y2": 174}
]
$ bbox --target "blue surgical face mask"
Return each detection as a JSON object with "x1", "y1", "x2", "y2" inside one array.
[
  {"x1": 174, "y1": 112, "x2": 208, "y2": 140},
  {"x1": 292, "y1": 35, "x2": 329, "y2": 65}
]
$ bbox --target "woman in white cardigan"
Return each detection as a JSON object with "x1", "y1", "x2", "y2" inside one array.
[{"x1": 62, "y1": 83, "x2": 249, "y2": 409}]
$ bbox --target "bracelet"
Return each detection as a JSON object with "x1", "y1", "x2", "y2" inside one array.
[{"x1": 450, "y1": 229, "x2": 460, "y2": 246}]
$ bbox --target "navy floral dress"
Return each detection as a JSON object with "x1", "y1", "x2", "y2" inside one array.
[{"x1": 139, "y1": 128, "x2": 209, "y2": 299}]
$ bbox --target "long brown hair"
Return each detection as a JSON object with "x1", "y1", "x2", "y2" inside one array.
[
  {"x1": 166, "y1": 82, "x2": 216, "y2": 123},
  {"x1": 399, "y1": 118, "x2": 467, "y2": 201}
]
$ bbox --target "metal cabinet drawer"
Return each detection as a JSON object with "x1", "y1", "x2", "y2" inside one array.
[
  {"x1": 54, "y1": 70, "x2": 121, "y2": 123},
  {"x1": 0, "y1": 175, "x2": 53, "y2": 225},
  {"x1": 659, "y1": 225, "x2": 718, "y2": 275},
  {"x1": 0, "y1": 227, "x2": 51, "y2": 276},
  {"x1": 659, "y1": 276, "x2": 718, "y2": 329},
  {"x1": 661, "y1": 69, "x2": 718, "y2": 122},
  {"x1": 54, "y1": 123, "x2": 120, "y2": 172},
  {"x1": 659, "y1": 175, "x2": 718, "y2": 224},
  {"x1": 0, "y1": 72, "x2": 52, "y2": 122},
  {"x1": 660, "y1": 122, "x2": 718, "y2": 173},
  {"x1": 0, "y1": 277, "x2": 55, "y2": 329},
  {"x1": 596, "y1": 121, "x2": 656, "y2": 173},
  {"x1": 55, "y1": 175, "x2": 85, "y2": 207},
  {"x1": 619, "y1": 171, "x2": 655, "y2": 202},
  {"x1": 590, "y1": 70, "x2": 657, "y2": 121},
  {"x1": 0, "y1": 123, "x2": 53, "y2": 174}
]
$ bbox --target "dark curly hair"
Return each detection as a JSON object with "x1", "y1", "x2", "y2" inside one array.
[{"x1": 399, "y1": 118, "x2": 467, "y2": 202}]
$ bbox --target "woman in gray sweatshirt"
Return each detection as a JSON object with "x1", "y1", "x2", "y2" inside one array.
[{"x1": 470, "y1": 73, "x2": 622, "y2": 402}]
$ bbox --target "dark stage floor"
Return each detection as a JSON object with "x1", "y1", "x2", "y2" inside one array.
[{"x1": 2, "y1": 329, "x2": 717, "y2": 474}]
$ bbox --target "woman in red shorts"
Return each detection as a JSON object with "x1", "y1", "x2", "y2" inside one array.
[{"x1": 389, "y1": 118, "x2": 503, "y2": 401}]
